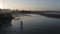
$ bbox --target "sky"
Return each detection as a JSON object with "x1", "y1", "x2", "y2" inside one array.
[{"x1": 0, "y1": 0, "x2": 60, "y2": 11}]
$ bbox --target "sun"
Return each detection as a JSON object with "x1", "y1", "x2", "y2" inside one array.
[{"x1": 0, "y1": 3, "x2": 3, "y2": 9}]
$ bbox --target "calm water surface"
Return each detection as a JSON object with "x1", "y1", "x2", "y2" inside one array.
[{"x1": 0, "y1": 14, "x2": 60, "y2": 34}]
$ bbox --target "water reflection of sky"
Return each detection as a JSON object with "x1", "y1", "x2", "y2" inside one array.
[
  {"x1": 11, "y1": 14, "x2": 60, "y2": 34},
  {"x1": 0, "y1": 14, "x2": 60, "y2": 34}
]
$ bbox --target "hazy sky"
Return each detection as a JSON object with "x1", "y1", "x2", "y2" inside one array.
[{"x1": 0, "y1": 0, "x2": 60, "y2": 11}]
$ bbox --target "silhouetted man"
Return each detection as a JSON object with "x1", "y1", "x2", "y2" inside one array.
[{"x1": 20, "y1": 20, "x2": 23, "y2": 30}]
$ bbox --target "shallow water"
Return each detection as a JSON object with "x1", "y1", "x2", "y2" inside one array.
[{"x1": 0, "y1": 14, "x2": 60, "y2": 34}]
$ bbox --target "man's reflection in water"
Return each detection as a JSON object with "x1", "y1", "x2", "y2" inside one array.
[{"x1": 20, "y1": 20, "x2": 23, "y2": 31}]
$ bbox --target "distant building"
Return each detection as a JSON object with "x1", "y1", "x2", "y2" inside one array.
[{"x1": 2, "y1": 9, "x2": 11, "y2": 13}]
